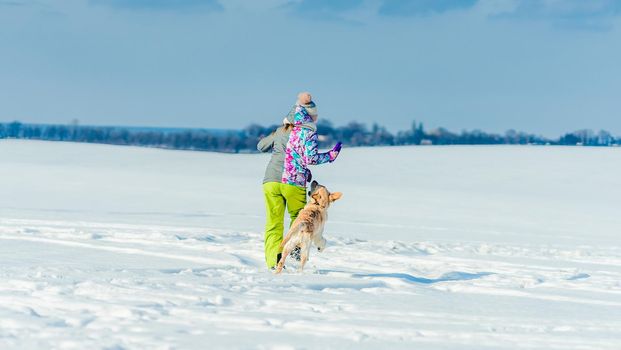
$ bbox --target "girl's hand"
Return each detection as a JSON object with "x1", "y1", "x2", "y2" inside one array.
[{"x1": 329, "y1": 142, "x2": 342, "y2": 162}]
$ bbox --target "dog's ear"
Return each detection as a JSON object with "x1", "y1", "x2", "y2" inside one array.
[{"x1": 329, "y1": 192, "x2": 343, "y2": 202}]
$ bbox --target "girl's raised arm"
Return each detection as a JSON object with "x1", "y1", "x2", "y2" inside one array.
[{"x1": 303, "y1": 131, "x2": 332, "y2": 165}]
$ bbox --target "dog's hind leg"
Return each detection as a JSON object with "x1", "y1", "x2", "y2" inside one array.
[
  {"x1": 299, "y1": 255, "x2": 308, "y2": 272},
  {"x1": 275, "y1": 249, "x2": 288, "y2": 274},
  {"x1": 297, "y1": 234, "x2": 313, "y2": 273},
  {"x1": 276, "y1": 237, "x2": 298, "y2": 274}
]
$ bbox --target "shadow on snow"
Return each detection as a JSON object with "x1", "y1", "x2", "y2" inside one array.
[{"x1": 317, "y1": 270, "x2": 493, "y2": 284}]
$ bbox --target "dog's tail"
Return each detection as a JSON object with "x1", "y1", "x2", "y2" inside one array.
[{"x1": 280, "y1": 222, "x2": 304, "y2": 249}]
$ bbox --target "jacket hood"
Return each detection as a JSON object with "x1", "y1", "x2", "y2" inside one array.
[{"x1": 286, "y1": 102, "x2": 317, "y2": 132}]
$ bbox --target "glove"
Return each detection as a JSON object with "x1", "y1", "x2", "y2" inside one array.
[{"x1": 329, "y1": 142, "x2": 342, "y2": 162}]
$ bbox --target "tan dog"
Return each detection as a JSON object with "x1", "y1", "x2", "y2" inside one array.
[{"x1": 275, "y1": 181, "x2": 342, "y2": 273}]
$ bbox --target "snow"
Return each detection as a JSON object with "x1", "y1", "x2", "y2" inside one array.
[{"x1": 1, "y1": 139, "x2": 620, "y2": 349}]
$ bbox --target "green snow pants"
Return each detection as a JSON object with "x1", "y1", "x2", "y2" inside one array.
[{"x1": 262, "y1": 182, "x2": 307, "y2": 269}]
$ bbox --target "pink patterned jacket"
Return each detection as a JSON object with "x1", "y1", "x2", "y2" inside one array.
[{"x1": 281, "y1": 105, "x2": 334, "y2": 187}]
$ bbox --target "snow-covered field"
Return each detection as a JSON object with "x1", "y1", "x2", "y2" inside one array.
[{"x1": 1, "y1": 139, "x2": 620, "y2": 349}]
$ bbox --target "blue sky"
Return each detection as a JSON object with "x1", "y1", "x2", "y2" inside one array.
[{"x1": 1, "y1": 0, "x2": 620, "y2": 136}]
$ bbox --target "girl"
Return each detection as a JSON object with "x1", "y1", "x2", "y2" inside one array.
[{"x1": 258, "y1": 92, "x2": 341, "y2": 270}]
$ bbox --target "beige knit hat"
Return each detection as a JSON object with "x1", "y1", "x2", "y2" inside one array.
[
  {"x1": 298, "y1": 92, "x2": 312, "y2": 105},
  {"x1": 298, "y1": 92, "x2": 317, "y2": 117}
]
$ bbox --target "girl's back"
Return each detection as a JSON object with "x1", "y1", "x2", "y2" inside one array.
[{"x1": 258, "y1": 126, "x2": 292, "y2": 184}]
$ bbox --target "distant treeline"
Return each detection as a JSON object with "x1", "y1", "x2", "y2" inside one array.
[{"x1": 1, "y1": 120, "x2": 619, "y2": 153}]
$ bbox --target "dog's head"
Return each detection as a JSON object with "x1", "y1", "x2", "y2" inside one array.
[{"x1": 308, "y1": 180, "x2": 343, "y2": 208}]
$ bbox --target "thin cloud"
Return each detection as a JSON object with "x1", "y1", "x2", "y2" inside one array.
[
  {"x1": 378, "y1": 0, "x2": 478, "y2": 17},
  {"x1": 0, "y1": 0, "x2": 28, "y2": 6},
  {"x1": 491, "y1": 0, "x2": 621, "y2": 30},
  {"x1": 287, "y1": 0, "x2": 364, "y2": 13},
  {"x1": 90, "y1": 0, "x2": 223, "y2": 12},
  {"x1": 283, "y1": 0, "x2": 365, "y2": 21}
]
